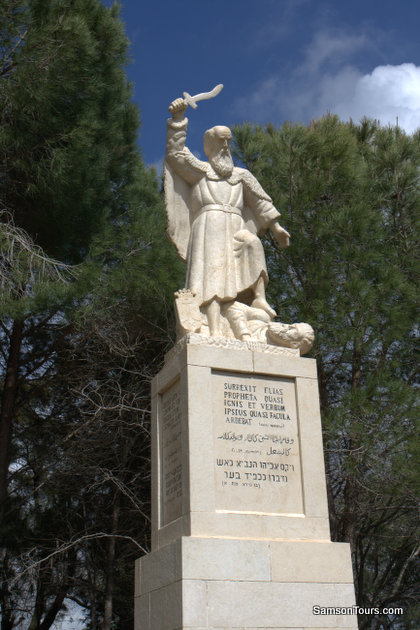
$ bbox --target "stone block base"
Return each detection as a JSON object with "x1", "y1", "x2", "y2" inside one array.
[{"x1": 134, "y1": 537, "x2": 358, "y2": 629}]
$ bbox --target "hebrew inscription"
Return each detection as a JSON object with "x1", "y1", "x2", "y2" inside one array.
[
  {"x1": 213, "y1": 371, "x2": 304, "y2": 515},
  {"x1": 160, "y1": 380, "x2": 182, "y2": 526}
]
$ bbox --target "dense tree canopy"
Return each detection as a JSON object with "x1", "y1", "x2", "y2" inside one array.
[
  {"x1": 0, "y1": 1, "x2": 182, "y2": 628},
  {"x1": 0, "y1": 0, "x2": 140, "y2": 262}
]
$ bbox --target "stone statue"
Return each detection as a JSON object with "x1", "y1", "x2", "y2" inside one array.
[{"x1": 165, "y1": 87, "x2": 314, "y2": 354}]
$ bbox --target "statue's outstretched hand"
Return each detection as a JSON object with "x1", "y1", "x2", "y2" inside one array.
[
  {"x1": 271, "y1": 222, "x2": 290, "y2": 248},
  {"x1": 169, "y1": 98, "x2": 188, "y2": 121}
]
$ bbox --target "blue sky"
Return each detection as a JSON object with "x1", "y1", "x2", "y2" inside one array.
[{"x1": 112, "y1": 0, "x2": 420, "y2": 168}]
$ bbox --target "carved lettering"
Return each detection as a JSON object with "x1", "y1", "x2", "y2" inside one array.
[
  {"x1": 160, "y1": 383, "x2": 183, "y2": 525},
  {"x1": 214, "y1": 371, "x2": 303, "y2": 514}
]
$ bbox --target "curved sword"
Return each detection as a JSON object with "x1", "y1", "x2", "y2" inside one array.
[{"x1": 183, "y1": 83, "x2": 224, "y2": 109}]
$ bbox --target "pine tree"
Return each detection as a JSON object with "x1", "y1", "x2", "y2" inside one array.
[
  {"x1": 0, "y1": 0, "x2": 140, "y2": 261},
  {"x1": 0, "y1": 0, "x2": 140, "y2": 520},
  {"x1": 233, "y1": 117, "x2": 419, "y2": 629},
  {"x1": 0, "y1": 1, "x2": 184, "y2": 627}
]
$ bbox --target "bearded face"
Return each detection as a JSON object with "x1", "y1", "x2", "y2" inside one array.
[
  {"x1": 204, "y1": 126, "x2": 234, "y2": 177},
  {"x1": 209, "y1": 144, "x2": 234, "y2": 177}
]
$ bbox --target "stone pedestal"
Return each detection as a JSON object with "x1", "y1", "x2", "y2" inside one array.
[{"x1": 135, "y1": 335, "x2": 358, "y2": 629}]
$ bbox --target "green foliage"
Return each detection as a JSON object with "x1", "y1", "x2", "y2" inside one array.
[
  {"x1": 0, "y1": 0, "x2": 139, "y2": 263},
  {"x1": 83, "y1": 162, "x2": 183, "y2": 335},
  {"x1": 0, "y1": 2, "x2": 183, "y2": 628},
  {"x1": 234, "y1": 117, "x2": 419, "y2": 629}
]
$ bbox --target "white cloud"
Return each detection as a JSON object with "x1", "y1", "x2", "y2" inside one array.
[
  {"x1": 235, "y1": 28, "x2": 420, "y2": 134},
  {"x1": 235, "y1": 29, "x2": 367, "y2": 122},
  {"x1": 334, "y1": 64, "x2": 420, "y2": 132},
  {"x1": 297, "y1": 30, "x2": 369, "y2": 77}
]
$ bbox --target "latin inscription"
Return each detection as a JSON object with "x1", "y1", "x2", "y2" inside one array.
[
  {"x1": 213, "y1": 372, "x2": 303, "y2": 514},
  {"x1": 160, "y1": 381, "x2": 182, "y2": 526}
]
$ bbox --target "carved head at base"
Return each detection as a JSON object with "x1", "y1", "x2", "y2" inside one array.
[{"x1": 267, "y1": 322, "x2": 315, "y2": 355}]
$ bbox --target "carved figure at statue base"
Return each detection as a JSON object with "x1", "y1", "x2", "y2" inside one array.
[
  {"x1": 165, "y1": 86, "x2": 314, "y2": 355},
  {"x1": 174, "y1": 289, "x2": 314, "y2": 355}
]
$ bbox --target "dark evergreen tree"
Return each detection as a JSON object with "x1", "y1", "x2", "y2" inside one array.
[
  {"x1": 0, "y1": 1, "x2": 183, "y2": 628},
  {"x1": 0, "y1": 0, "x2": 140, "y2": 527},
  {"x1": 0, "y1": 0, "x2": 140, "y2": 261}
]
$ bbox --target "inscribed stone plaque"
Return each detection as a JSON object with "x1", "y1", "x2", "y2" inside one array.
[
  {"x1": 213, "y1": 370, "x2": 303, "y2": 515},
  {"x1": 160, "y1": 380, "x2": 182, "y2": 526}
]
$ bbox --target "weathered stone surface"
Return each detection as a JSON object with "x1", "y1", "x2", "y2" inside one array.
[
  {"x1": 150, "y1": 339, "x2": 329, "y2": 550},
  {"x1": 165, "y1": 93, "x2": 313, "y2": 353},
  {"x1": 135, "y1": 537, "x2": 358, "y2": 629},
  {"x1": 136, "y1": 339, "x2": 357, "y2": 628}
]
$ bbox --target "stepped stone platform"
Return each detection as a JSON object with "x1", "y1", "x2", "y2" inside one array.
[{"x1": 134, "y1": 337, "x2": 357, "y2": 630}]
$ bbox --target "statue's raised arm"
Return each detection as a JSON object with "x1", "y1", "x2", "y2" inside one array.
[{"x1": 164, "y1": 87, "x2": 313, "y2": 354}]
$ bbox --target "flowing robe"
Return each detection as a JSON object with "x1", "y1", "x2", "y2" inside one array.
[{"x1": 165, "y1": 117, "x2": 281, "y2": 305}]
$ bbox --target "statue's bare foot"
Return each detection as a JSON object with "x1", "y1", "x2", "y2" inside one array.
[
  {"x1": 251, "y1": 297, "x2": 277, "y2": 319},
  {"x1": 209, "y1": 328, "x2": 223, "y2": 337}
]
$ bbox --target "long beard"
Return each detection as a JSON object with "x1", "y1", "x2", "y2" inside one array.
[{"x1": 210, "y1": 151, "x2": 234, "y2": 177}]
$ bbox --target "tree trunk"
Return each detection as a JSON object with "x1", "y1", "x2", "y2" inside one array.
[
  {"x1": 28, "y1": 571, "x2": 45, "y2": 630},
  {"x1": 101, "y1": 493, "x2": 120, "y2": 630},
  {"x1": 0, "y1": 550, "x2": 16, "y2": 630},
  {"x1": 39, "y1": 585, "x2": 69, "y2": 630},
  {"x1": 0, "y1": 319, "x2": 24, "y2": 528}
]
